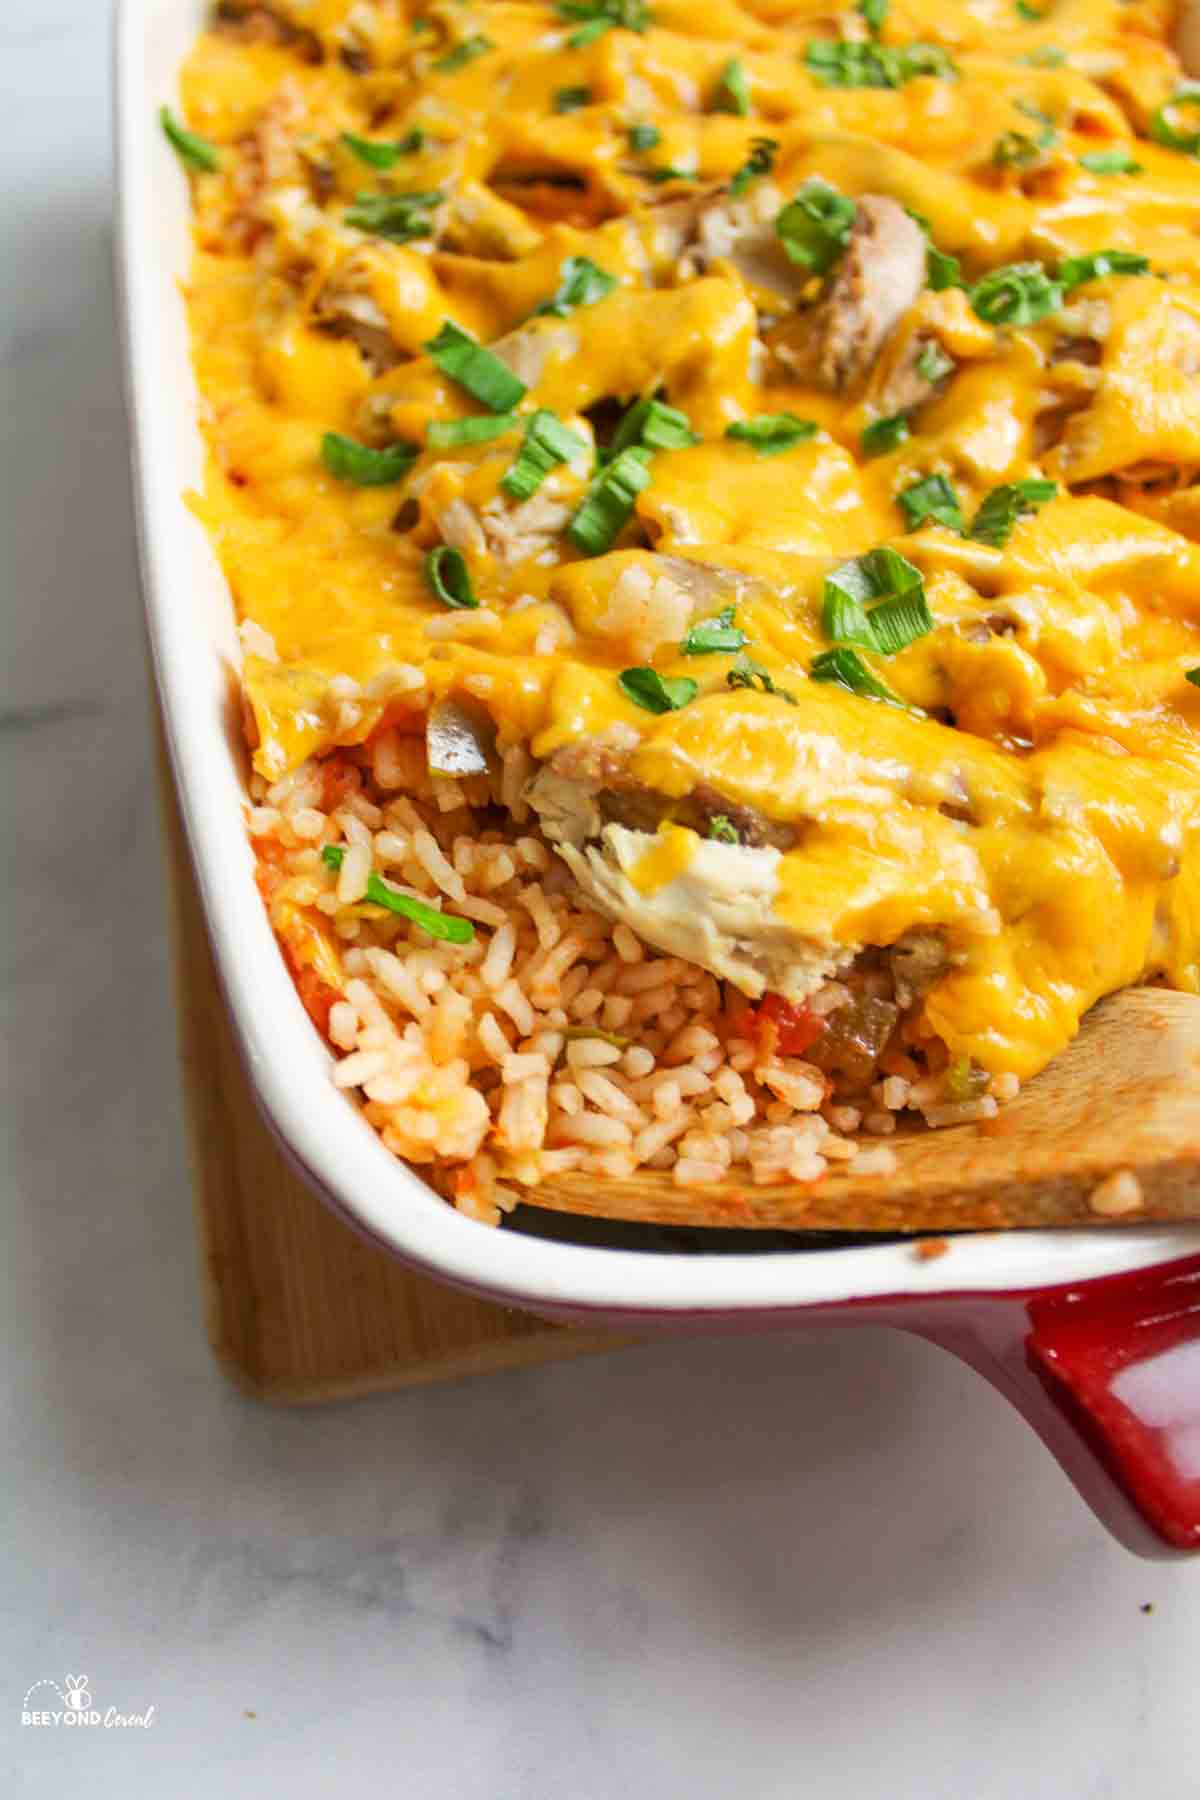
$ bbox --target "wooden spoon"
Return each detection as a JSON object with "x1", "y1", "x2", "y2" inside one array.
[{"x1": 530, "y1": 989, "x2": 1200, "y2": 1232}]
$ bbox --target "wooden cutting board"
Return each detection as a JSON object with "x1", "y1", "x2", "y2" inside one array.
[{"x1": 156, "y1": 748, "x2": 630, "y2": 1403}]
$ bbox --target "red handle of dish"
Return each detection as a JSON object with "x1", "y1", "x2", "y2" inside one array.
[{"x1": 915, "y1": 1253, "x2": 1200, "y2": 1557}]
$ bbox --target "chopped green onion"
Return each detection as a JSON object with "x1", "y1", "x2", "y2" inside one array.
[
  {"x1": 927, "y1": 244, "x2": 962, "y2": 290},
  {"x1": 424, "y1": 544, "x2": 479, "y2": 609},
  {"x1": 1079, "y1": 147, "x2": 1142, "y2": 175},
  {"x1": 726, "y1": 655, "x2": 798, "y2": 704},
  {"x1": 707, "y1": 815, "x2": 740, "y2": 843},
  {"x1": 822, "y1": 548, "x2": 932, "y2": 656},
  {"x1": 321, "y1": 433, "x2": 416, "y2": 486},
  {"x1": 558, "y1": 0, "x2": 651, "y2": 46},
  {"x1": 533, "y1": 255, "x2": 618, "y2": 318},
  {"x1": 161, "y1": 105, "x2": 221, "y2": 173},
  {"x1": 775, "y1": 181, "x2": 857, "y2": 274},
  {"x1": 1151, "y1": 83, "x2": 1200, "y2": 156},
  {"x1": 969, "y1": 260, "x2": 1062, "y2": 326},
  {"x1": 714, "y1": 57, "x2": 751, "y2": 116},
  {"x1": 345, "y1": 189, "x2": 442, "y2": 240},
  {"x1": 568, "y1": 447, "x2": 653, "y2": 554},
  {"x1": 426, "y1": 413, "x2": 520, "y2": 450},
  {"x1": 321, "y1": 845, "x2": 474, "y2": 943},
  {"x1": 805, "y1": 39, "x2": 957, "y2": 88},
  {"x1": 916, "y1": 340, "x2": 955, "y2": 384},
  {"x1": 992, "y1": 126, "x2": 1055, "y2": 167},
  {"x1": 724, "y1": 413, "x2": 818, "y2": 456},
  {"x1": 858, "y1": 0, "x2": 888, "y2": 35},
  {"x1": 897, "y1": 473, "x2": 964, "y2": 532},
  {"x1": 617, "y1": 667, "x2": 698, "y2": 713},
  {"x1": 969, "y1": 478, "x2": 1057, "y2": 546},
  {"x1": 433, "y1": 34, "x2": 494, "y2": 71},
  {"x1": 1015, "y1": 1, "x2": 1044, "y2": 19},
  {"x1": 554, "y1": 85, "x2": 593, "y2": 111},
  {"x1": 728, "y1": 135, "x2": 778, "y2": 198},
  {"x1": 1058, "y1": 249, "x2": 1150, "y2": 290},
  {"x1": 500, "y1": 410, "x2": 587, "y2": 501},
  {"x1": 861, "y1": 413, "x2": 910, "y2": 457},
  {"x1": 340, "y1": 128, "x2": 425, "y2": 168},
  {"x1": 810, "y1": 647, "x2": 914, "y2": 709},
  {"x1": 609, "y1": 396, "x2": 699, "y2": 455},
  {"x1": 645, "y1": 165, "x2": 699, "y2": 184},
  {"x1": 628, "y1": 123, "x2": 661, "y2": 152},
  {"x1": 1186, "y1": 668, "x2": 1200, "y2": 689},
  {"x1": 424, "y1": 320, "x2": 528, "y2": 412},
  {"x1": 681, "y1": 607, "x2": 748, "y2": 655}
]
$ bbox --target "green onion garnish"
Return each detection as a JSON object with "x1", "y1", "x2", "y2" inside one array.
[
  {"x1": 1015, "y1": 0, "x2": 1043, "y2": 18},
  {"x1": 1186, "y1": 669, "x2": 1200, "y2": 689},
  {"x1": 728, "y1": 136, "x2": 778, "y2": 198},
  {"x1": 927, "y1": 244, "x2": 962, "y2": 290},
  {"x1": 714, "y1": 57, "x2": 752, "y2": 116},
  {"x1": 681, "y1": 607, "x2": 748, "y2": 655},
  {"x1": 533, "y1": 255, "x2": 618, "y2": 318},
  {"x1": 858, "y1": 0, "x2": 888, "y2": 35},
  {"x1": 822, "y1": 548, "x2": 932, "y2": 656},
  {"x1": 321, "y1": 845, "x2": 475, "y2": 943},
  {"x1": 617, "y1": 667, "x2": 698, "y2": 713},
  {"x1": 775, "y1": 181, "x2": 857, "y2": 274},
  {"x1": 340, "y1": 129, "x2": 425, "y2": 168},
  {"x1": 645, "y1": 165, "x2": 699, "y2": 184},
  {"x1": 804, "y1": 39, "x2": 957, "y2": 89},
  {"x1": 426, "y1": 414, "x2": 520, "y2": 450},
  {"x1": 424, "y1": 544, "x2": 479, "y2": 608},
  {"x1": 1151, "y1": 82, "x2": 1200, "y2": 155},
  {"x1": 555, "y1": 85, "x2": 593, "y2": 111},
  {"x1": 916, "y1": 340, "x2": 955, "y2": 384},
  {"x1": 707, "y1": 815, "x2": 740, "y2": 843},
  {"x1": 500, "y1": 410, "x2": 587, "y2": 502},
  {"x1": 969, "y1": 260, "x2": 1062, "y2": 326},
  {"x1": 969, "y1": 479, "x2": 1057, "y2": 546},
  {"x1": 558, "y1": 0, "x2": 651, "y2": 47},
  {"x1": 161, "y1": 105, "x2": 221, "y2": 173},
  {"x1": 1079, "y1": 147, "x2": 1142, "y2": 175},
  {"x1": 344, "y1": 189, "x2": 442, "y2": 241},
  {"x1": 568, "y1": 447, "x2": 652, "y2": 554},
  {"x1": 861, "y1": 414, "x2": 910, "y2": 458},
  {"x1": 810, "y1": 647, "x2": 914, "y2": 709},
  {"x1": 992, "y1": 127, "x2": 1055, "y2": 167},
  {"x1": 433, "y1": 34, "x2": 494, "y2": 72},
  {"x1": 628, "y1": 123, "x2": 661, "y2": 152},
  {"x1": 726, "y1": 655, "x2": 798, "y2": 704},
  {"x1": 321, "y1": 433, "x2": 416, "y2": 486},
  {"x1": 1058, "y1": 249, "x2": 1150, "y2": 290},
  {"x1": 897, "y1": 473, "x2": 964, "y2": 532},
  {"x1": 724, "y1": 413, "x2": 817, "y2": 456},
  {"x1": 424, "y1": 321, "x2": 528, "y2": 412},
  {"x1": 609, "y1": 396, "x2": 699, "y2": 456}
]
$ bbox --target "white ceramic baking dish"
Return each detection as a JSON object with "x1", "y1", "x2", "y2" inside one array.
[{"x1": 116, "y1": 0, "x2": 1200, "y2": 1555}]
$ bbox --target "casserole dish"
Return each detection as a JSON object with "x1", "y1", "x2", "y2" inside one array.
[{"x1": 117, "y1": 0, "x2": 1200, "y2": 1556}]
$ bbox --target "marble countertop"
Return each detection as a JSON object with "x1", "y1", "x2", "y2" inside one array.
[{"x1": 4, "y1": 3, "x2": 1200, "y2": 1793}]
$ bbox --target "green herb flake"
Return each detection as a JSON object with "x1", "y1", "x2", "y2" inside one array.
[
  {"x1": 320, "y1": 433, "x2": 416, "y2": 486},
  {"x1": 321, "y1": 845, "x2": 474, "y2": 943},
  {"x1": 568, "y1": 446, "x2": 653, "y2": 554},
  {"x1": 344, "y1": 188, "x2": 442, "y2": 241},
  {"x1": 927, "y1": 244, "x2": 962, "y2": 290},
  {"x1": 858, "y1": 0, "x2": 888, "y2": 36},
  {"x1": 861, "y1": 413, "x2": 910, "y2": 458},
  {"x1": 775, "y1": 180, "x2": 857, "y2": 274},
  {"x1": 645, "y1": 165, "x2": 699, "y2": 184},
  {"x1": 728, "y1": 135, "x2": 778, "y2": 198},
  {"x1": 822, "y1": 547, "x2": 932, "y2": 656},
  {"x1": 707, "y1": 815, "x2": 740, "y2": 843},
  {"x1": 424, "y1": 320, "x2": 528, "y2": 412},
  {"x1": 804, "y1": 39, "x2": 957, "y2": 89},
  {"x1": 992, "y1": 125, "x2": 1055, "y2": 167},
  {"x1": 1151, "y1": 83, "x2": 1200, "y2": 156},
  {"x1": 533, "y1": 255, "x2": 618, "y2": 318},
  {"x1": 969, "y1": 260, "x2": 1062, "y2": 326},
  {"x1": 424, "y1": 544, "x2": 479, "y2": 609},
  {"x1": 916, "y1": 340, "x2": 955, "y2": 384},
  {"x1": 726, "y1": 655, "x2": 798, "y2": 705},
  {"x1": 897, "y1": 473, "x2": 964, "y2": 532},
  {"x1": 617, "y1": 667, "x2": 698, "y2": 714},
  {"x1": 715, "y1": 57, "x2": 752, "y2": 116},
  {"x1": 499, "y1": 410, "x2": 587, "y2": 502},
  {"x1": 1015, "y1": 1, "x2": 1043, "y2": 18},
  {"x1": 558, "y1": 0, "x2": 651, "y2": 47},
  {"x1": 161, "y1": 105, "x2": 221, "y2": 173},
  {"x1": 1186, "y1": 668, "x2": 1200, "y2": 689},
  {"x1": 810, "y1": 647, "x2": 917, "y2": 709},
  {"x1": 681, "y1": 607, "x2": 749, "y2": 656},
  {"x1": 969, "y1": 478, "x2": 1058, "y2": 546},
  {"x1": 340, "y1": 128, "x2": 425, "y2": 168},
  {"x1": 1058, "y1": 248, "x2": 1150, "y2": 290},
  {"x1": 433, "y1": 34, "x2": 494, "y2": 72},
  {"x1": 628, "y1": 123, "x2": 661, "y2": 152},
  {"x1": 724, "y1": 412, "x2": 818, "y2": 456},
  {"x1": 554, "y1": 85, "x2": 593, "y2": 112},
  {"x1": 1079, "y1": 146, "x2": 1142, "y2": 175},
  {"x1": 609, "y1": 396, "x2": 699, "y2": 456},
  {"x1": 426, "y1": 413, "x2": 521, "y2": 450}
]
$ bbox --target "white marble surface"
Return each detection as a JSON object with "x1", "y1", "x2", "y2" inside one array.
[{"x1": 4, "y1": 3, "x2": 1200, "y2": 1793}]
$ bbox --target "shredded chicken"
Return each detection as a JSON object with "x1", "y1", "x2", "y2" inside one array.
[{"x1": 776, "y1": 195, "x2": 927, "y2": 392}]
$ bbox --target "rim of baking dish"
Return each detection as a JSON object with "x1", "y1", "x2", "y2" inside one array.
[{"x1": 113, "y1": 0, "x2": 1200, "y2": 1322}]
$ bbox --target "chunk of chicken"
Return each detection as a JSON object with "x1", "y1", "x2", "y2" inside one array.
[{"x1": 1178, "y1": 0, "x2": 1200, "y2": 75}]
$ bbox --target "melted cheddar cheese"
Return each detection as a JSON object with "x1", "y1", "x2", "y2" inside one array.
[{"x1": 179, "y1": 0, "x2": 1200, "y2": 1081}]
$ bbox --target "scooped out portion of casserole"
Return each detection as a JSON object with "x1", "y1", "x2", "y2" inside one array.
[{"x1": 170, "y1": 0, "x2": 1200, "y2": 1221}]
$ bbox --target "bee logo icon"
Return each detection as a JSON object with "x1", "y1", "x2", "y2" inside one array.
[{"x1": 63, "y1": 1676, "x2": 91, "y2": 1713}]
